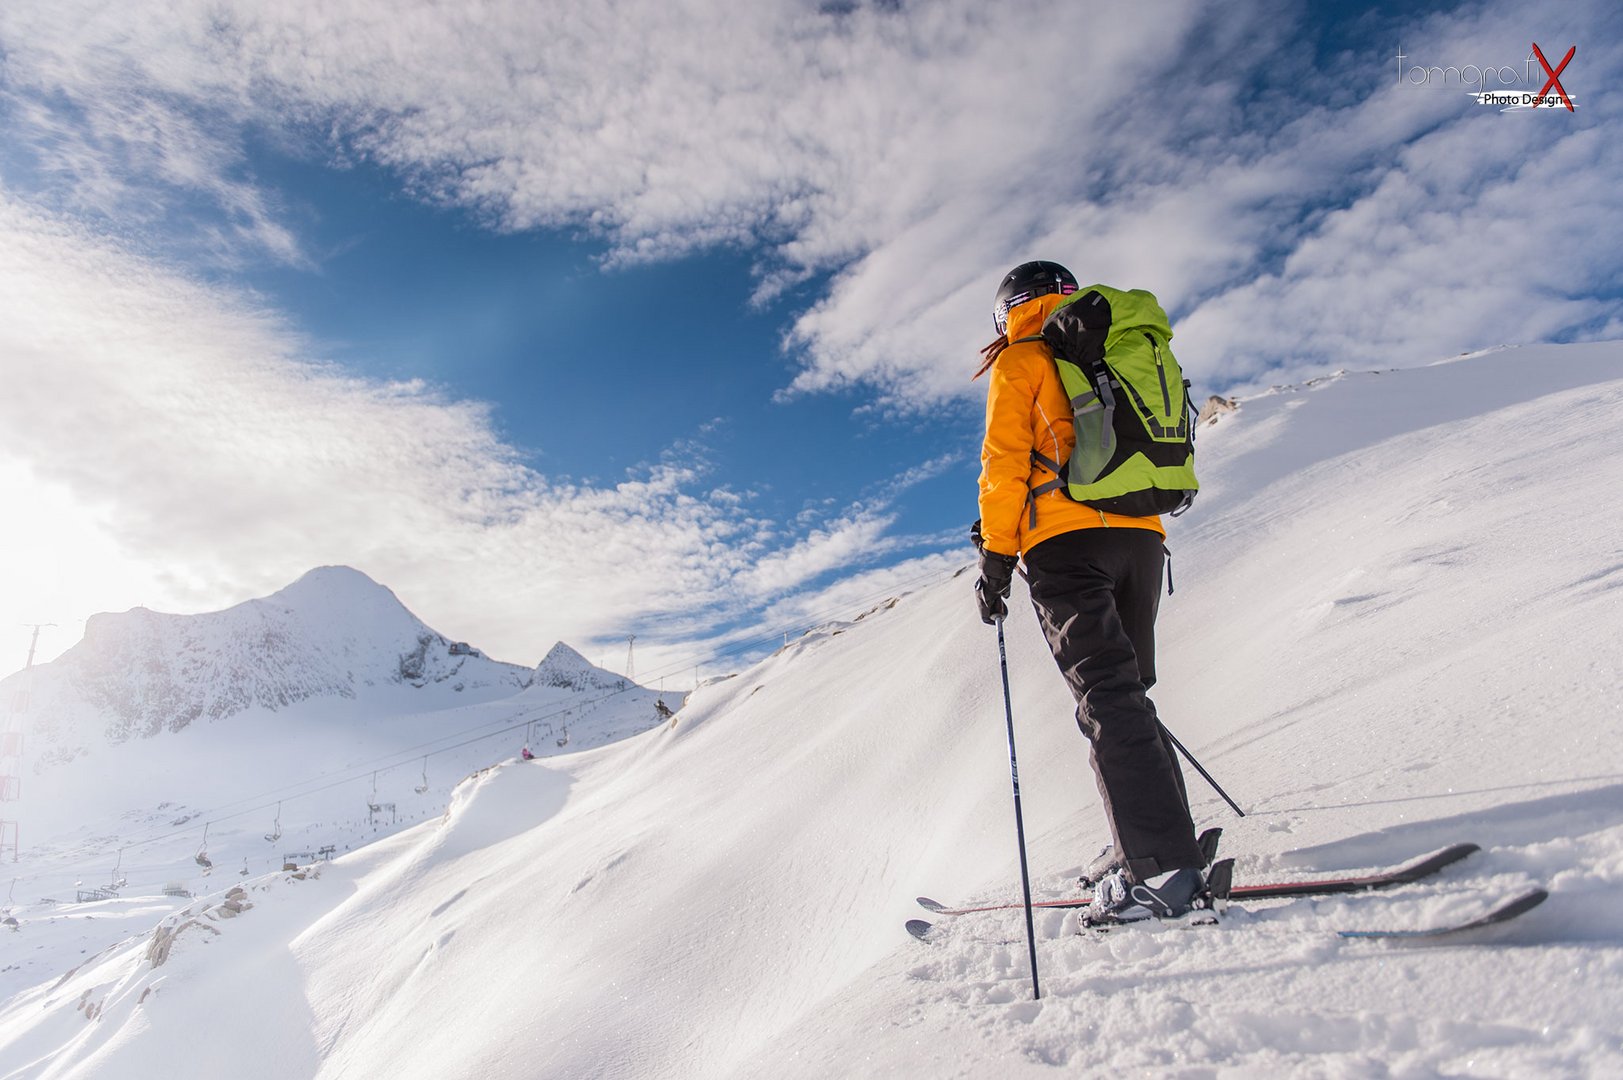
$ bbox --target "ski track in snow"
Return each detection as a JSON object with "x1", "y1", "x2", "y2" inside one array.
[{"x1": 3, "y1": 343, "x2": 1623, "y2": 1078}]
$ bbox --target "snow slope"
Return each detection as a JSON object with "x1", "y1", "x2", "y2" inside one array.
[
  {"x1": 0, "y1": 572, "x2": 675, "y2": 1007},
  {"x1": 3, "y1": 343, "x2": 1621, "y2": 1078}
]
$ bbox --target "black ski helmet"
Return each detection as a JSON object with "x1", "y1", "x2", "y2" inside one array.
[{"x1": 993, "y1": 260, "x2": 1078, "y2": 336}]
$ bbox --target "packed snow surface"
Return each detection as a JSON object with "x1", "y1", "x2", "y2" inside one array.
[{"x1": 3, "y1": 342, "x2": 1622, "y2": 1077}]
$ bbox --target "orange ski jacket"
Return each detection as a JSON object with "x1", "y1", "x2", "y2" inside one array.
[{"x1": 977, "y1": 292, "x2": 1164, "y2": 558}]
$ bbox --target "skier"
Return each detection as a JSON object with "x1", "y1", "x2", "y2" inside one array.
[
  {"x1": 521, "y1": 745, "x2": 535, "y2": 761},
  {"x1": 974, "y1": 260, "x2": 1209, "y2": 924}
]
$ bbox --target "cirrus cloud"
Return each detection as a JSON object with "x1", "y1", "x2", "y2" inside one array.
[
  {"x1": 2, "y1": 0, "x2": 1621, "y2": 673},
  {"x1": 0, "y1": 189, "x2": 945, "y2": 671},
  {"x1": 4, "y1": 1, "x2": 1618, "y2": 405}
]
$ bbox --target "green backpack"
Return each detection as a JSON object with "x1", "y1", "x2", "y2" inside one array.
[{"x1": 1015, "y1": 285, "x2": 1198, "y2": 519}]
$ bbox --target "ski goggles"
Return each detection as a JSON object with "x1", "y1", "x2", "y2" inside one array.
[{"x1": 993, "y1": 282, "x2": 1077, "y2": 337}]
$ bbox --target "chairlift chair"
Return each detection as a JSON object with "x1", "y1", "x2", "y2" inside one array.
[
  {"x1": 195, "y1": 824, "x2": 213, "y2": 873},
  {"x1": 108, "y1": 847, "x2": 127, "y2": 891},
  {"x1": 414, "y1": 756, "x2": 430, "y2": 795},
  {"x1": 264, "y1": 802, "x2": 282, "y2": 843}
]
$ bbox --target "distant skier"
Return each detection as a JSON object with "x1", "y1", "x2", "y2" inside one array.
[
  {"x1": 974, "y1": 260, "x2": 1210, "y2": 924},
  {"x1": 521, "y1": 746, "x2": 535, "y2": 761}
]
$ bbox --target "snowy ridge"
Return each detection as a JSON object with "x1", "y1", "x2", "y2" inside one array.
[
  {"x1": 2, "y1": 343, "x2": 1622, "y2": 1077},
  {"x1": 532, "y1": 642, "x2": 632, "y2": 693},
  {"x1": 3, "y1": 567, "x2": 532, "y2": 768}
]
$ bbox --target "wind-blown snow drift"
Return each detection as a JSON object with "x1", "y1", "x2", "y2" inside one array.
[{"x1": 3, "y1": 343, "x2": 1621, "y2": 1078}]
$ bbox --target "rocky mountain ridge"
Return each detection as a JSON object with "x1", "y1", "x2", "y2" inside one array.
[{"x1": 0, "y1": 567, "x2": 615, "y2": 769}]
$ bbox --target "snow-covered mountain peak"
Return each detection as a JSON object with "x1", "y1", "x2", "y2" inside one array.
[
  {"x1": 3, "y1": 568, "x2": 533, "y2": 766},
  {"x1": 79, "y1": 604, "x2": 156, "y2": 642},
  {"x1": 255, "y1": 565, "x2": 430, "y2": 644},
  {"x1": 533, "y1": 642, "x2": 630, "y2": 692},
  {"x1": 263, "y1": 565, "x2": 406, "y2": 616}
]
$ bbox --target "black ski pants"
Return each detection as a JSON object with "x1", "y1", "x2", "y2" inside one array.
[{"x1": 1024, "y1": 527, "x2": 1204, "y2": 882}]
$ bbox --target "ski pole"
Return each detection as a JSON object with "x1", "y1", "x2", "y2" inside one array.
[
  {"x1": 995, "y1": 615, "x2": 1041, "y2": 1001},
  {"x1": 1161, "y1": 724, "x2": 1246, "y2": 817}
]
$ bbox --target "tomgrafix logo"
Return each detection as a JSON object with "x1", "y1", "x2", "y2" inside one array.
[
  {"x1": 1396, "y1": 43, "x2": 1578, "y2": 112},
  {"x1": 1527, "y1": 44, "x2": 1575, "y2": 110}
]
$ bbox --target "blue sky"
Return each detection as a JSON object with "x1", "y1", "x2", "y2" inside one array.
[
  {"x1": 1, "y1": 0, "x2": 1618, "y2": 679},
  {"x1": 251, "y1": 153, "x2": 961, "y2": 525}
]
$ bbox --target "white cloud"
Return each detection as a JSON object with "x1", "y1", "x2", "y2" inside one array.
[
  {"x1": 631, "y1": 547, "x2": 970, "y2": 682},
  {"x1": 0, "y1": 191, "x2": 931, "y2": 670},
  {"x1": 2, "y1": 0, "x2": 1620, "y2": 670},
  {"x1": 8, "y1": 1, "x2": 1616, "y2": 407},
  {"x1": 1177, "y1": 121, "x2": 1623, "y2": 391},
  {"x1": 736, "y1": 511, "x2": 895, "y2": 598},
  {"x1": 1166, "y1": 7, "x2": 1623, "y2": 391}
]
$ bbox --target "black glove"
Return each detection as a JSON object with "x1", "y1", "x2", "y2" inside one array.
[
  {"x1": 970, "y1": 518, "x2": 986, "y2": 552},
  {"x1": 975, "y1": 549, "x2": 1018, "y2": 625}
]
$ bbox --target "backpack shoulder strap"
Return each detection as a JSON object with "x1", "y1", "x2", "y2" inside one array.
[{"x1": 1006, "y1": 334, "x2": 1096, "y2": 528}]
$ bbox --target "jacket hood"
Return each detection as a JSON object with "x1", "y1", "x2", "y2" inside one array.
[{"x1": 1004, "y1": 291, "x2": 1072, "y2": 341}]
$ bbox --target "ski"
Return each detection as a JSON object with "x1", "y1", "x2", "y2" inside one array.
[
  {"x1": 1337, "y1": 887, "x2": 1548, "y2": 940},
  {"x1": 908, "y1": 885, "x2": 1548, "y2": 943},
  {"x1": 915, "y1": 842, "x2": 1481, "y2": 917},
  {"x1": 1234, "y1": 842, "x2": 1482, "y2": 900},
  {"x1": 911, "y1": 912, "x2": 1223, "y2": 939},
  {"x1": 910, "y1": 859, "x2": 1233, "y2": 941}
]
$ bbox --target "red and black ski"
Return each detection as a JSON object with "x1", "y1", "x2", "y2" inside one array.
[
  {"x1": 915, "y1": 842, "x2": 1481, "y2": 918},
  {"x1": 907, "y1": 882, "x2": 1547, "y2": 944}
]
